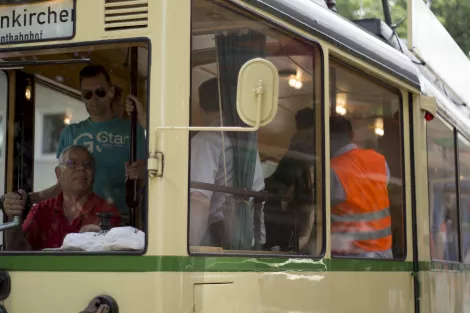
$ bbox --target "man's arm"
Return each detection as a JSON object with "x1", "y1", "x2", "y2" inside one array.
[
  {"x1": 5, "y1": 223, "x2": 31, "y2": 251},
  {"x1": 330, "y1": 168, "x2": 346, "y2": 207},
  {"x1": 4, "y1": 190, "x2": 37, "y2": 251},
  {"x1": 386, "y1": 161, "x2": 390, "y2": 185},
  {"x1": 29, "y1": 184, "x2": 61, "y2": 204}
]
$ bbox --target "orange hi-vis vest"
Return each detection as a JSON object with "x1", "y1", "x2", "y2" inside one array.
[{"x1": 330, "y1": 148, "x2": 392, "y2": 253}]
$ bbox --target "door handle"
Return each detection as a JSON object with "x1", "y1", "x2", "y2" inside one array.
[{"x1": 80, "y1": 295, "x2": 119, "y2": 313}]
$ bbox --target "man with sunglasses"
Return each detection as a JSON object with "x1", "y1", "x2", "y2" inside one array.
[
  {"x1": 3, "y1": 145, "x2": 121, "y2": 251},
  {"x1": 2, "y1": 65, "x2": 146, "y2": 225}
]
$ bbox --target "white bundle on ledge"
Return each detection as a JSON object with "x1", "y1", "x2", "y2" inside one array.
[{"x1": 60, "y1": 226, "x2": 145, "y2": 251}]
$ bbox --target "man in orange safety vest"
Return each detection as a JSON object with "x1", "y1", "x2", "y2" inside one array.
[{"x1": 329, "y1": 115, "x2": 393, "y2": 259}]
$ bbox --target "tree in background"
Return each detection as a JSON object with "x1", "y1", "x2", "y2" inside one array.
[
  {"x1": 430, "y1": 0, "x2": 470, "y2": 57},
  {"x1": 335, "y1": 0, "x2": 470, "y2": 57}
]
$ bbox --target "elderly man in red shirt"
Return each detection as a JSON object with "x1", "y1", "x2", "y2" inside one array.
[{"x1": 3, "y1": 144, "x2": 121, "y2": 251}]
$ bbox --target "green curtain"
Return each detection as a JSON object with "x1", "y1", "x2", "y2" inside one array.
[{"x1": 215, "y1": 30, "x2": 267, "y2": 250}]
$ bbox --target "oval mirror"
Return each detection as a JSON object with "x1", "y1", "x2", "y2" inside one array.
[{"x1": 236, "y1": 58, "x2": 279, "y2": 127}]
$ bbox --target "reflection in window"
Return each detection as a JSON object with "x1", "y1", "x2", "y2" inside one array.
[
  {"x1": 427, "y1": 117, "x2": 459, "y2": 262},
  {"x1": 189, "y1": 0, "x2": 323, "y2": 256},
  {"x1": 42, "y1": 114, "x2": 69, "y2": 154},
  {"x1": 458, "y1": 134, "x2": 470, "y2": 263},
  {"x1": 329, "y1": 60, "x2": 404, "y2": 260}
]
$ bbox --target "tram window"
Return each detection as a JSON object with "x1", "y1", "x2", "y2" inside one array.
[
  {"x1": 0, "y1": 43, "x2": 149, "y2": 253},
  {"x1": 427, "y1": 117, "x2": 459, "y2": 262},
  {"x1": 457, "y1": 133, "x2": 470, "y2": 262},
  {"x1": 189, "y1": 0, "x2": 323, "y2": 256},
  {"x1": 329, "y1": 59, "x2": 405, "y2": 260}
]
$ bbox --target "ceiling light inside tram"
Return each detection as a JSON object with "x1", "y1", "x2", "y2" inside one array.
[
  {"x1": 288, "y1": 71, "x2": 303, "y2": 90},
  {"x1": 336, "y1": 105, "x2": 347, "y2": 115},
  {"x1": 374, "y1": 127, "x2": 384, "y2": 136},
  {"x1": 374, "y1": 118, "x2": 384, "y2": 136},
  {"x1": 24, "y1": 86, "x2": 31, "y2": 100},
  {"x1": 335, "y1": 93, "x2": 347, "y2": 116},
  {"x1": 289, "y1": 77, "x2": 303, "y2": 89}
]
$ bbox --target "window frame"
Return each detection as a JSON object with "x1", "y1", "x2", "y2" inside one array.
[
  {"x1": 328, "y1": 56, "x2": 407, "y2": 262},
  {"x1": 426, "y1": 114, "x2": 464, "y2": 264},
  {"x1": 457, "y1": 132, "x2": 470, "y2": 264},
  {"x1": 0, "y1": 38, "x2": 151, "y2": 257},
  {"x1": 187, "y1": 1, "x2": 326, "y2": 259},
  {"x1": 0, "y1": 70, "x2": 9, "y2": 251}
]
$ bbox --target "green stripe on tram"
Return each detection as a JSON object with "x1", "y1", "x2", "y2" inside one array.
[
  {"x1": 0, "y1": 255, "x2": 413, "y2": 272},
  {"x1": 0, "y1": 255, "x2": 466, "y2": 272}
]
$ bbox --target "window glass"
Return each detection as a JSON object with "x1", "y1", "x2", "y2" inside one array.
[
  {"x1": 458, "y1": 133, "x2": 470, "y2": 262},
  {"x1": 42, "y1": 114, "x2": 70, "y2": 154},
  {"x1": 190, "y1": 0, "x2": 323, "y2": 256},
  {"x1": 1, "y1": 44, "x2": 148, "y2": 252},
  {"x1": 329, "y1": 60, "x2": 404, "y2": 259},
  {"x1": 427, "y1": 117, "x2": 459, "y2": 261},
  {"x1": 34, "y1": 83, "x2": 88, "y2": 192}
]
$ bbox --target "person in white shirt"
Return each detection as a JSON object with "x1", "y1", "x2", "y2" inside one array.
[{"x1": 189, "y1": 77, "x2": 265, "y2": 248}]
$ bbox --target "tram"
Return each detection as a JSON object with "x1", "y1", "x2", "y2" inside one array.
[{"x1": 0, "y1": 0, "x2": 467, "y2": 312}]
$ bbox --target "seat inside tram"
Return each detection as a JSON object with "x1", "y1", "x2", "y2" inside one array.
[{"x1": 0, "y1": 42, "x2": 149, "y2": 251}]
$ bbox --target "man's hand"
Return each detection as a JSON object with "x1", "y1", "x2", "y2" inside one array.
[
  {"x1": 79, "y1": 224, "x2": 101, "y2": 233},
  {"x1": 125, "y1": 160, "x2": 146, "y2": 181},
  {"x1": 125, "y1": 95, "x2": 146, "y2": 129},
  {"x1": 3, "y1": 190, "x2": 27, "y2": 219}
]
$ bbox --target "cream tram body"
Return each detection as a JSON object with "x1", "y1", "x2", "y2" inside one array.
[{"x1": 0, "y1": 0, "x2": 466, "y2": 312}]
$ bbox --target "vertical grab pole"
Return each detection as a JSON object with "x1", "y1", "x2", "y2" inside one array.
[{"x1": 126, "y1": 47, "x2": 139, "y2": 228}]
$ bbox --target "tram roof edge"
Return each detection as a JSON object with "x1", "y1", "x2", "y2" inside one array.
[
  {"x1": 423, "y1": 75, "x2": 470, "y2": 141},
  {"x1": 237, "y1": 0, "x2": 421, "y2": 89}
]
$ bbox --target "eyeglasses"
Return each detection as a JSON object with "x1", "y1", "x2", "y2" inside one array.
[
  {"x1": 81, "y1": 87, "x2": 107, "y2": 100},
  {"x1": 60, "y1": 159, "x2": 94, "y2": 170}
]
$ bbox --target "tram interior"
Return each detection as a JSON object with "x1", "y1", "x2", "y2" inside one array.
[
  {"x1": 190, "y1": 0, "x2": 406, "y2": 258},
  {"x1": 0, "y1": 41, "x2": 149, "y2": 251}
]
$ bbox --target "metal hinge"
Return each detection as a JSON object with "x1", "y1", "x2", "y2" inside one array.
[{"x1": 148, "y1": 151, "x2": 164, "y2": 177}]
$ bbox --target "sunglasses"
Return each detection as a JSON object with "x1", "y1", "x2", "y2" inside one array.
[{"x1": 82, "y1": 87, "x2": 108, "y2": 100}]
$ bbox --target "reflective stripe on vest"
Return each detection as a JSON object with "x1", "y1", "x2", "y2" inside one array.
[{"x1": 330, "y1": 148, "x2": 392, "y2": 253}]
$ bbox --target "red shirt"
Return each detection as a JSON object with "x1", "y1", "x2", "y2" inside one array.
[{"x1": 22, "y1": 192, "x2": 121, "y2": 250}]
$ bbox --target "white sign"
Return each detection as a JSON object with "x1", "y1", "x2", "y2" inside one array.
[
  {"x1": 408, "y1": 0, "x2": 470, "y2": 107},
  {"x1": 0, "y1": 0, "x2": 74, "y2": 45}
]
